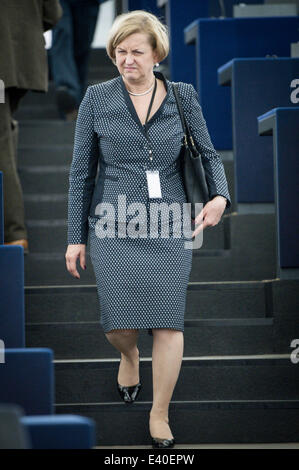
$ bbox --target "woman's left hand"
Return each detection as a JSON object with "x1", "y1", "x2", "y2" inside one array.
[{"x1": 191, "y1": 196, "x2": 227, "y2": 238}]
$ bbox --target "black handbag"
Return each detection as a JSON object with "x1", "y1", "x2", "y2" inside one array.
[{"x1": 172, "y1": 82, "x2": 210, "y2": 221}]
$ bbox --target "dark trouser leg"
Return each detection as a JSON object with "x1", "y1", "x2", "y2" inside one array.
[
  {"x1": 49, "y1": 0, "x2": 81, "y2": 108},
  {"x1": 72, "y1": 0, "x2": 99, "y2": 104},
  {"x1": 0, "y1": 88, "x2": 28, "y2": 242}
]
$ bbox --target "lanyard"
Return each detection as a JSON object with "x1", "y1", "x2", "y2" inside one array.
[{"x1": 143, "y1": 77, "x2": 157, "y2": 163}]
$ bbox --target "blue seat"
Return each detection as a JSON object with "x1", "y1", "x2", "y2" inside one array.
[
  {"x1": 0, "y1": 349, "x2": 96, "y2": 448},
  {"x1": 156, "y1": 0, "x2": 209, "y2": 88},
  {"x1": 0, "y1": 245, "x2": 25, "y2": 347},
  {"x1": 0, "y1": 404, "x2": 96, "y2": 449},
  {"x1": 258, "y1": 107, "x2": 299, "y2": 279},
  {"x1": 127, "y1": 0, "x2": 160, "y2": 16},
  {"x1": 157, "y1": 0, "x2": 264, "y2": 87},
  {"x1": 184, "y1": 16, "x2": 299, "y2": 149},
  {"x1": 0, "y1": 348, "x2": 54, "y2": 415},
  {"x1": 20, "y1": 414, "x2": 96, "y2": 449},
  {"x1": 207, "y1": 0, "x2": 264, "y2": 17},
  {"x1": 218, "y1": 57, "x2": 299, "y2": 208}
]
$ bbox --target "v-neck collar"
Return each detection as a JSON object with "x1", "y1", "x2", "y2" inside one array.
[{"x1": 119, "y1": 70, "x2": 170, "y2": 135}]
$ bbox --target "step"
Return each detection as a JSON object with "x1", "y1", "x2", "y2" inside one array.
[
  {"x1": 25, "y1": 318, "x2": 274, "y2": 359},
  {"x1": 18, "y1": 57, "x2": 116, "y2": 108},
  {"x1": 24, "y1": 218, "x2": 227, "y2": 252},
  {"x1": 22, "y1": 250, "x2": 230, "y2": 286},
  {"x1": 54, "y1": 355, "x2": 299, "y2": 404},
  {"x1": 24, "y1": 194, "x2": 68, "y2": 220},
  {"x1": 24, "y1": 252, "x2": 97, "y2": 286},
  {"x1": 16, "y1": 104, "x2": 61, "y2": 120},
  {"x1": 25, "y1": 281, "x2": 270, "y2": 323},
  {"x1": 55, "y1": 400, "x2": 299, "y2": 445},
  {"x1": 24, "y1": 252, "x2": 91, "y2": 286},
  {"x1": 17, "y1": 145, "x2": 233, "y2": 169},
  {"x1": 19, "y1": 145, "x2": 73, "y2": 166},
  {"x1": 15, "y1": 71, "x2": 118, "y2": 120},
  {"x1": 19, "y1": 166, "x2": 69, "y2": 194},
  {"x1": 23, "y1": 248, "x2": 274, "y2": 286},
  {"x1": 22, "y1": 214, "x2": 276, "y2": 282},
  {"x1": 25, "y1": 220, "x2": 69, "y2": 251},
  {"x1": 19, "y1": 121, "x2": 75, "y2": 146}
]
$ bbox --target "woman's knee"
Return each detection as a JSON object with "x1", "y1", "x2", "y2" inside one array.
[
  {"x1": 105, "y1": 328, "x2": 139, "y2": 339},
  {"x1": 152, "y1": 328, "x2": 183, "y2": 339}
]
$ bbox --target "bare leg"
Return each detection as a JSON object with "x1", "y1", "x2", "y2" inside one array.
[
  {"x1": 105, "y1": 329, "x2": 140, "y2": 386},
  {"x1": 149, "y1": 329, "x2": 184, "y2": 440}
]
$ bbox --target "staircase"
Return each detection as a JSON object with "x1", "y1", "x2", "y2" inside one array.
[{"x1": 17, "y1": 48, "x2": 299, "y2": 448}]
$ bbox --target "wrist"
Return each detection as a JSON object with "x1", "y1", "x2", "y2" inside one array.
[{"x1": 213, "y1": 195, "x2": 227, "y2": 205}]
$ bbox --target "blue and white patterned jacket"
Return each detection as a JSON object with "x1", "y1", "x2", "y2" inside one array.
[{"x1": 67, "y1": 71, "x2": 231, "y2": 244}]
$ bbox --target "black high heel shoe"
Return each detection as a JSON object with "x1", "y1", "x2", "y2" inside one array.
[
  {"x1": 117, "y1": 381, "x2": 141, "y2": 403},
  {"x1": 150, "y1": 416, "x2": 175, "y2": 448},
  {"x1": 151, "y1": 437, "x2": 175, "y2": 448},
  {"x1": 116, "y1": 352, "x2": 141, "y2": 403},
  {"x1": 117, "y1": 354, "x2": 141, "y2": 403}
]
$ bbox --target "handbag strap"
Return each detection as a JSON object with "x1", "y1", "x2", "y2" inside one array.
[
  {"x1": 172, "y1": 82, "x2": 197, "y2": 150},
  {"x1": 172, "y1": 82, "x2": 187, "y2": 135}
]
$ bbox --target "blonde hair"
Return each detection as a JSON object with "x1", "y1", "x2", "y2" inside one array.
[{"x1": 106, "y1": 10, "x2": 169, "y2": 65}]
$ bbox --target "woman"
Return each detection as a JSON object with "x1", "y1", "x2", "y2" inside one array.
[{"x1": 65, "y1": 10, "x2": 231, "y2": 448}]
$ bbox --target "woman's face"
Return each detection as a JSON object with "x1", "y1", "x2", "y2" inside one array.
[{"x1": 115, "y1": 32, "x2": 158, "y2": 83}]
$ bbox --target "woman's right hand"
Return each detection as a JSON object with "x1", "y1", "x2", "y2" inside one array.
[{"x1": 65, "y1": 244, "x2": 86, "y2": 279}]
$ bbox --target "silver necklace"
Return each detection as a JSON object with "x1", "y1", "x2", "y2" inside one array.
[{"x1": 127, "y1": 78, "x2": 155, "y2": 96}]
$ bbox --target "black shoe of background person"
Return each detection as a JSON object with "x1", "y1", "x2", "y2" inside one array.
[{"x1": 55, "y1": 86, "x2": 78, "y2": 121}]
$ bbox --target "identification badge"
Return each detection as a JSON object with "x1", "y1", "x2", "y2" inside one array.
[{"x1": 146, "y1": 170, "x2": 162, "y2": 198}]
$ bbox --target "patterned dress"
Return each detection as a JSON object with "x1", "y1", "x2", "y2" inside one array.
[{"x1": 67, "y1": 71, "x2": 231, "y2": 335}]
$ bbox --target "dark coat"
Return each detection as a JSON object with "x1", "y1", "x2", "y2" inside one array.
[{"x1": 0, "y1": 0, "x2": 62, "y2": 91}]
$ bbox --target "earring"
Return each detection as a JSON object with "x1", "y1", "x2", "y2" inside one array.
[{"x1": 155, "y1": 62, "x2": 159, "y2": 67}]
